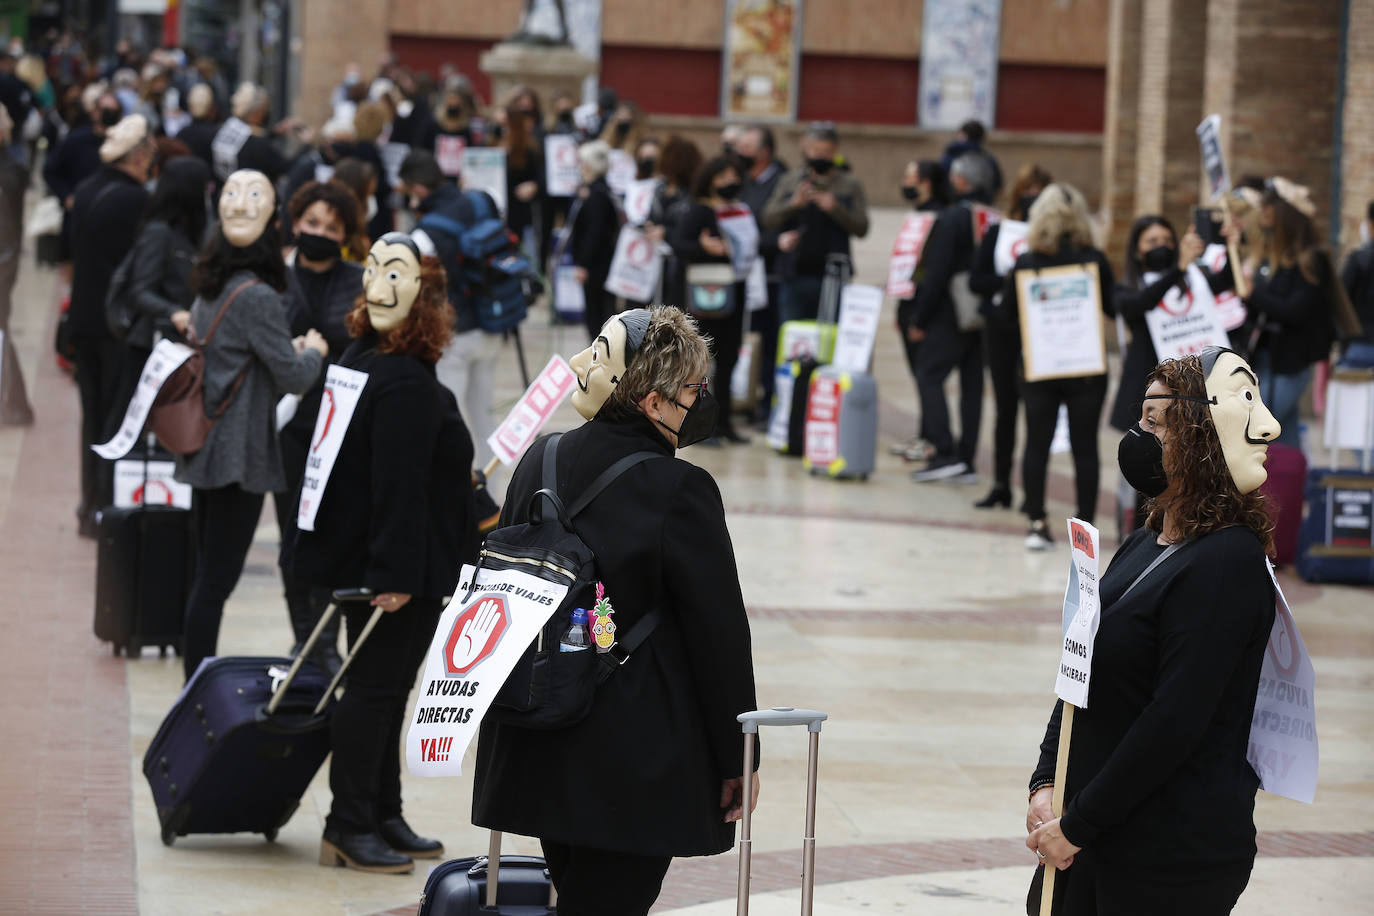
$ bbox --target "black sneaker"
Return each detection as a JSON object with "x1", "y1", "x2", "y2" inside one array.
[{"x1": 911, "y1": 457, "x2": 972, "y2": 482}]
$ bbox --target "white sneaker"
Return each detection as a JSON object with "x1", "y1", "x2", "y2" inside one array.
[{"x1": 1024, "y1": 520, "x2": 1053, "y2": 551}]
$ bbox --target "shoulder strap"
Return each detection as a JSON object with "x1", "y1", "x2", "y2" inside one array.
[
  {"x1": 541, "y1": 432, "x2": 562, "y2": 493},
  {"x1": 419, "y1": 211, "x2": 467, "y2": 240},
  {"x1": 1121, "y1": 539, "x2": 1192, "y2": 600},
  {"x1": 200, "y1": 279, "x2": 259, "y2": 347},
  {"x1": 567, "y1": 450, "x2": 666, "y2": 519}
]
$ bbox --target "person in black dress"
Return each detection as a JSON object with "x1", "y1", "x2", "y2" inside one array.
[
  {"x1": 288, "y1": 233, "x2": 479, "y2": 874},
  {"x1": 569, "y1": 139, "x2": 621, "y2": 339},
  {"x1": 1026, "y1": 347, "x2": 1281, "y2": 915}
]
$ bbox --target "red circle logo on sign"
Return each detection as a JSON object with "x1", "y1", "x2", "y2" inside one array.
[{"x1": 444, "y1": 594, "x2": 510, "y2": 675}]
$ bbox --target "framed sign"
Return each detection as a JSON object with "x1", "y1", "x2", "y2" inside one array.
[
  {"x1": 1016, "y1": 262, "x2": 1106, "y2": 382},
  {"x1": 720, "y1": 0, "x2": 802, "y2": 123}
]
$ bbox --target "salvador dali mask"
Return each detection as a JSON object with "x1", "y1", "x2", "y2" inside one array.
[
  {"x1": 1201, "y1": 347, "x2": 1281, "y2": 494},
  {"x1": 363, "y1": 233, "x2": 424, "y2": 333},
  {"x1": 218, "y1": 169, "x2": 274, "y2": 247},
  {"x1": 568, "y1": 308, "x2": 651, "y2": 420}
]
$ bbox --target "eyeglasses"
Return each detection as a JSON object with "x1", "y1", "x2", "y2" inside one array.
[{"x1": 684, "y1": 379, "x2": 708, "y2": 392}]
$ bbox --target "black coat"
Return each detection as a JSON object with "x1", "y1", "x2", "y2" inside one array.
[
  {"x1": 1340, "y1": 242, "x2": 1374, "y2": 344},
  {"x1": 287, "y1": 335, "x2": 479, "y2": 599},
  {"x1": 281, "y1": 257, "x2": 364, "y2": 441},
  {"x1": 1247, "y1": 260, "x2": 1333, "y2": 374},
  {"x1": 570, "y1": 178, "x2": 620, "y2": 284},
  {"x1": 473, "y1": 415, "x2": 760, "y2": 857},
  {"x1": 42, "y1": 125, "x2": 103, "y2": 203},
  {"x1": 912, "y1": 195, "x2": 980, "y2": 330},
  {"x1": 177, "y1": 118, "x2": 220, "y2": 171},
  {"x1": 68, "y1": 167, "x2": 149, "y2": 338},
  {"x1": 125, "y1": 219, "x2": 198, "y2": 350}
]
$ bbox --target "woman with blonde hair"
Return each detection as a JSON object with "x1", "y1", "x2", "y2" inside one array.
[{"x1": 998, "y1": 183, "x2": 1115, "y2": 550}]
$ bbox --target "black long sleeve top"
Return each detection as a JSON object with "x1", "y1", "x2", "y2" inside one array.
[
  {"x1": 1246, "y1": 260, "x2": 1333, "y2": 374},
  {"x1": 569, "y1": 178, "x2": 619, "y2": 280},
  {"x1": 1031, "y1": 525, "x2": 1274, "y2": 873}
]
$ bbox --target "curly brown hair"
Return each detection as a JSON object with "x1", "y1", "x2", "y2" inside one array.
[
  {"x1": 344, "y1": 255, "x2": 455, "y2": 364},
  {"x1": 1145, "y1": 355, "x2": 1275, "y2": 556}
]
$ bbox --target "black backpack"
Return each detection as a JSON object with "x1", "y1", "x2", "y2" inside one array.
[{"x1": 484, "y1": 433, "x2": 664, "y2": 730}]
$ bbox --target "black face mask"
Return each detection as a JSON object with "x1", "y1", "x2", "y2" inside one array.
[
  {"x1": 445, "y1": 105, "x2": 463, "y2": 119},
  {"x1": 807, "y1": 157, "x2": 834, "y2": 176},
  {"x1": 295, "y1": 231, "x2": 341, "y2": 264},
  {"x1": 1118, "y1": 423, "x2": 1168, "y2": 498},
  {"x1": 901, "y1": 186, "x2": 920, "y2": 202},
  {"x1": 657, "y1": 388, "x2": 719, "y2": 448},
  {"x1": 1142, "y1": 245, "x2": 1176, "y2": 272},
  {"x1": 100, "y1": 108, "x2": 122, "y2": 128},
  {"x1": 1017, "y1": 194, "x2": 1039, "y2": 218},
  {"x1": 636, "y1": 158, "x2": 657, "y2": 180},
  {"x1": 736, "y1": 153, "x2": 756, "y2": 174},
  {"x1": 556, "y1": 110, "x2": 574, "y2": 125},
  {"x1": 614, "y1": 121, "x2": 631, "y2": 139},
  {"x1": 715, "y1": 182, "x2": 742, "y2": 201}
]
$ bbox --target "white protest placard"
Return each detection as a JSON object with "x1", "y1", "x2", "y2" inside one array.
[
  {"x1": 1247, "y1": 563, "x2": 1319, "y2": 803},
  {"x1": 1144, "y1": 264, "x2": 1231, "y2": 360},
  {"x1": 296, "y1": 365, "x2": 369, "y2": 532},
  {"x1": 1197, "y1": 114, "x2": 1230, "y2": 200},
  {"x1": 407, "y1": 564, "x2": 567, "y2": 777},
  {"x1": 745, "y1": 258, "x2": 768, "y2": 312},
  {"x1": 716, "y1": 203, "x2": 760, "y2": 282},
  {"x1": 1324, "y1": 370, "x2": 1374, "y2": 453},
  {"x1": 1055, "y1": 519, "x2": 1101, "y2": 708},
  {"x1": 435, "y1": 134, "x2": 466, "y2": 178},
  {"x1": 113, "y1": 459, "x2": 194, "y2": 510},
  {"x1": 379, "y1": 142, "x2": 411, "y2": 190},
  {"x1": 488, "y1": 355, "x2": 577, "y2": 466},
  {"x1": 624, "y1": 178, "x2": 659, "y2": 226},
  {"x1": 885, "y1": 211, "x2": 936, "y2": 299},
  {"x1": 1016, "y1": 262, "x2": 1106, "y2": 382},
  {"x1": 766, "y1": 365, "x2": 794, "y2": 450},
  {"x1": 607, "y1": 149, "x2": 636, "y2": 197},
  {"x1": 604, "y1": 226, "x2": 663, "y2": 301},
  {"x1": 462, "y1": 147, "x2": 508, "y2": 216},
  {"x1": 93, "y1": 339, "x2": 195, "y2": 460},
  {"x1": 554, "y1": 265, "x2": 586, "y2": 320},
  {"x1": 994, "y1": 219, "x2": 1029, "y2": 276},
  {"x1": 832, "y1": 284, "x2": 883, "y2": 373},
  {"x1": 1203, "y1": 243, "x2": 1248, "y2": 331},
  {"x1": 544, "y1": 134, "x2": 581, "y2": 197},
  {"x1": 971, "y1": 203, "x2": 1002, "y2": 244}
]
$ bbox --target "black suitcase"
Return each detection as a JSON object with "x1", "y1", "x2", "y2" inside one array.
[
  {"x1": 143, "y1": 592, "x2": 383, "y2": 846},
  {"x1": 783, "y1": 356, "x2": 821, "y2": 455},
  {"x1": 94, "y1": 503, "x2": 194, "y2": 656},
  {"x1": 419, "y1": 832, "x2": 555, "y2": 915}
]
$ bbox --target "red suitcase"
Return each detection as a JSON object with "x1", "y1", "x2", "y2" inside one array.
[{"x1": 1261, "y1": 442, "x2": 1307, "y2": 567}]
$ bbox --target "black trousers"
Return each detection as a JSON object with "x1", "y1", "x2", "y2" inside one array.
[
  {"x1": 183, "y1": 483, "x2": 266, "y2": 679},
  {"x1": 581, "y1": 274, "x2": 614, "y2": 341},
  {"x1": 72, "y1": 334, "x2": 127, "y2": 517},
  {"x1": 1021, "y1": 375, "x2": 1107, "y2": 524},
  {"x1": 754, "y1": 286, "x2": 780, "y2": 412},
  {"x1": 696, "y1": 283, "x2": 746, "y2": 433},
  {"x1": 540, "y1": 839, "x2": 673, "y2": 916},
  {"x1": 984, "y1": 325, "x2": 1022, "y2": 489},
  {"x1": 895, "y1": 299, "x2": 923, "y2": 439},
  {"x1": 914, "y1": 322, "x2": 984, "y2": 464},
  {"x1": 273, "y1": 424, "x2": 332, "y2": 645},
  {"x1": 326, "y1": 595, "x2": 443, "y2": 834},
  {"x1": 1029, "y1": 847, "x2": 1253, "y2": 916}
]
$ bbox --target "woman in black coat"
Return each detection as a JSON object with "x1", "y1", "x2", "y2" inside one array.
[
  {"x1": 1026, "y1": 347, "x2": 1280, "y2": 915},
  {"x1": 274, "y1": 179, "x2": 368, "y2": 674},
  {"x1": 569, "y1": 139, "x2": 622, "y2": 340},
  {"x1": 288, "y1": 234, "x2": 479, "y2": 874},
  {"x1": 473, "y1": 307, "x2": 760, "y2": 916}
]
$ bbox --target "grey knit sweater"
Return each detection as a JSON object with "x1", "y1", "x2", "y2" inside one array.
[{"x1": 176, "y1": 270, "x2": 323, "y2": 493}]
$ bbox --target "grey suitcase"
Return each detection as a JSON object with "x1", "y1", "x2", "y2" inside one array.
[{"x1": 802, "y1": 364, "x2": 877, "y2": 480}]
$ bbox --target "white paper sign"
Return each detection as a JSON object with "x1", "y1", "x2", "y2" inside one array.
[
  {"x1": 745, "y1": 259, "x2": 768, "y2": 312},
  {"x1": 623, "y1": 178, "x2": 659, "y2": 226},
  {"x1": 113, "y1": 459, "x2": 194, "y2": 509},
  {"x1": 994, "y1": 219, "x2": 1029, "y2": 275},
  {"x1": 545, "y1": 134, "x2": 581, "y2": 197},
  {"x1": 832, "y1": 284, "x2": 883, "y2": 373},
  {"x1": 435, "y1": 134, "x2": 466, "y2": 178},
  {"x1": 607, "y1": 149, "x2": 636, "y2": 197},
  {"x1": 462, "y1": 147, "x2": 508, "y2": 216},
  {"x1": 296, "y1": 365, "x2": 369, "y2": 532},
  {"x1": 1324, "y1": 373, "x2": 1374, "y2": 452},
  {"x1": 554, "y1": 265, "x2": 586, "y2": 319},
  {"x1": 379, "y1": 142, "x2": 411, "y2": 189},
  {"x1": 1017, "y1": 263, "x2": 1106, "y2": 382},
  {"x1": 1197, "y1": 113, "x2": 1230, "y2": 200},
  {"x1": 885, "y1": 212, "x2": 936, "y2": 299},
  {"x1": 407, "y1": 564, "x2": 567, "y2": 777},
  {"x1": 767, "y1": 365, "x2": 794, "y2": 450},
  {"x1": 716, "y1": 203, "x2": 760, "y2": 282},
  {"x1": 93, "y1": 339, "x2": 195, "y2": 460},
  {"x1": 1202, "y1": 243, "x2": 1247, "y2": 331},
  {"x1": 1055, "y1": 519, "x2": 1101, "y2": 708},
  {"x1": 604, "y1": 226, "x2": 663, "y2": 302},
  {"x1": 1144, "y1": 264, "x2": 1231, "y2": 360},
  {"x1": 488, "y1": 355, "x2": 577, "y2": 466},
  {"x1": 1247, "y1": 563, "x2": 1319, "y2": 803}
]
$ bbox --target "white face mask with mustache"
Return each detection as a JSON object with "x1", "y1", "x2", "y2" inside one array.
[{"x1": 1204, "y1": 350, "x2": 1281, "y2": 494}]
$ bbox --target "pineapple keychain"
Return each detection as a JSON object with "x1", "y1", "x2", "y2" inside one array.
[{"x1": 590, "y1": 581, "x2": 617, "y2": 653}]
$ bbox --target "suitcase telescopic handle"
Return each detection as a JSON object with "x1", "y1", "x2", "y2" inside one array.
[
  {"x1": 265, "y1": 589, "x2": 378, "y2": 716},
  {"x1": 483, "y1": 830, "x2": 557, "y2": 911},
  {"x1": 736, "y1": 707, "x2": 828, "y2": 916}
]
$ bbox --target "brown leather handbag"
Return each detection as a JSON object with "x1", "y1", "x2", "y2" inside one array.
[{"x1": 150, "y1": 279, "x2": 259, "y2": 456}]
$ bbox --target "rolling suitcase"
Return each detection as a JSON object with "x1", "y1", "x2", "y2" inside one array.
[
  {"x1": 418, "y1": 831, "x2": 556, "y2": 915},
  {"x1": 803, "y1": 365, "x2": 877, "y2": 480},
  {"x1": 1259, "y1": 442, "x2": 1306, "y2": 567},
  {"x1": 768, "y1": 356, "x2": 820, "y2": 455},
  {"x1": 143, "y1": 590, "x2": 383, "y2": 846},
  {"x1": 1297, "y1": 369, "x2": 1374, "y2": 584},
  {"x1": 736, "y1": 706, "x2": 829, "y2": 916},
  {"x1": 768, "y1": 256, "x2": 848, "y2": 455}
]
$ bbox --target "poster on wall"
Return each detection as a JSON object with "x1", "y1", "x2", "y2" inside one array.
[
  {"x1": 720, "y1": 0, "x2": 803, "y2": 123},
  {"x1": 918, "y1": 0, "x2": 1002, "y2": 129}
]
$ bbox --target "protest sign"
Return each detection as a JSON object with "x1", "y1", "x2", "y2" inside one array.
[
  {"x1": 1247, "y1": 564, "x2": 1319, "y2": 803},
  {"x1": 993, "y1": 219, "x2": 1029, "y2": 275},
  {"x1": 971, "y1": 203, "x2": 1001, "y2": 244},
  {"x1": 1016, "y1": 262, "x2": 1106, "y2": 382},
  {"x1": 435, "y1": 134, "x2": 466, "y2": 178},
  {"x1": 545, "y1": 134, "x2": 581, "y2": 197},
  {"x1": 113, "y1": 459, "x2": 193, "y2": 510},
  {"x1": 885, "y1": 212, "x2": 936, "y2": 299},
  {"x1": 1323, "y1": 369, "x2": 1374, "y2": 455},
  {"x1": 487, "y1": 355, "x2": 577, "y2": 466},
  {"x1": 1055, "y1": 519, "x2": 1101, "y2": 708},
  {"x1": 716, "y1": 203, "x2": 760, "y2": 282},
  {"x1": 1144, "y1": 264, "x2": 1231, "y2": 360},
  {"x1": 832, "y1": 284, "x2": 883, "y2": 373},
  {"x1": 802, "y1": 372, "x2": 840, "y2": 467},
  {"x1": 463, "y1": 147, "x2": 508, "y2": 216},
  {"x1": 1202, "y1": 243, "x2": 1248, "y2": 331},
  {"x1": 93, "y1": 339, "x2": 195, "y2": 460},
  {"x1": 1197, "y1": 114, "x2": 1229, "y2": 200},
  {"x1": 297, "y1": 365, "x2": 369, "y2": 532},
  {"x1": 407, "y1": 564, "x2": 566, "y2": 777},
  {"x1": 624, "y1": 178, "x2": 659, "y2": 226},
  {"x1": 607, "y1": 149, "x2": 636, "y2": 197},
  {"x1": 604, "y1": 226, "x2": 663, "y2": 302},
  {"x1": 379, "y1": 142, "x2": 410, "y2": 190}
]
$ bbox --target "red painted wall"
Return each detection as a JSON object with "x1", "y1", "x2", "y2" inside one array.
[
  {"x1": 390, "y1": 35, "x2": 497, "y2": 102},
  {"x1": 600, "y1": 46, "x2": 721, "y2": 117},
  {"x1": 798, "y1": 55, "x2": 921, "y2": 125},
  {"x1": 995, "y1": 64, "x2": 1105, "y2": 132}
]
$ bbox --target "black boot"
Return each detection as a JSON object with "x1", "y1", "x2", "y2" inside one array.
[
  {"x1": 974, "y1": 486, "x2": 1012, "y2": 509},
  {"x1": 319, "y1": 828, "x2": 414, "y2": 874},
  {"x1": 378, "y1": 816, "x2": 445, "y2": 859}
]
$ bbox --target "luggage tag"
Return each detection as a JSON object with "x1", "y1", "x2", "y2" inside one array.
[{"x1": 591, "y1": 581, "x2": 617, "y2": 653}]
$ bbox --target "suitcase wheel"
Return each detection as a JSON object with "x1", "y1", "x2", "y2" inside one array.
[
  {"x1": 264, "y1": 828, "x2": 278, "y2": 843},
  {"x1": 160, "y1": 823, "x2": 176, "y2": 847},
  {"x1": 127, "y1": 639, "x2": 142, "y2": 658},
  {"x1": 111, "y1": 643, "x2": 121, "y2": 657}
]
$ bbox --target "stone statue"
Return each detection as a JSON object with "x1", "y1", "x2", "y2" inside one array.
[{"x1": 508, "y1": 0, "x2": 571, "y2": 46}]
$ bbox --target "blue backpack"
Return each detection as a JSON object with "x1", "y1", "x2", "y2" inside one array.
[{"x1": 419, "y1": 191, "x2": 534, "y2": 334}]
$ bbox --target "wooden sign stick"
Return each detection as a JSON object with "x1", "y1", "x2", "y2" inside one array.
[
  {"x1": 1219, "y1": 197, "x2": 1250, "y2": 300},
  {"x1": 1039, "y1": 702, "x2": 1075, "y2": 915}
]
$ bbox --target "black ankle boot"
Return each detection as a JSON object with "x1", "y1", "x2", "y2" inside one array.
[
  {"x1": 378, "y1": 816, "x2": 445, "y2": 858},
  {"x1": 319, "y1": 828, "x2": 414, "y2": 874},
  {"x1": 974, "y1": 487, "x2": 1012, "y2": 509}
]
